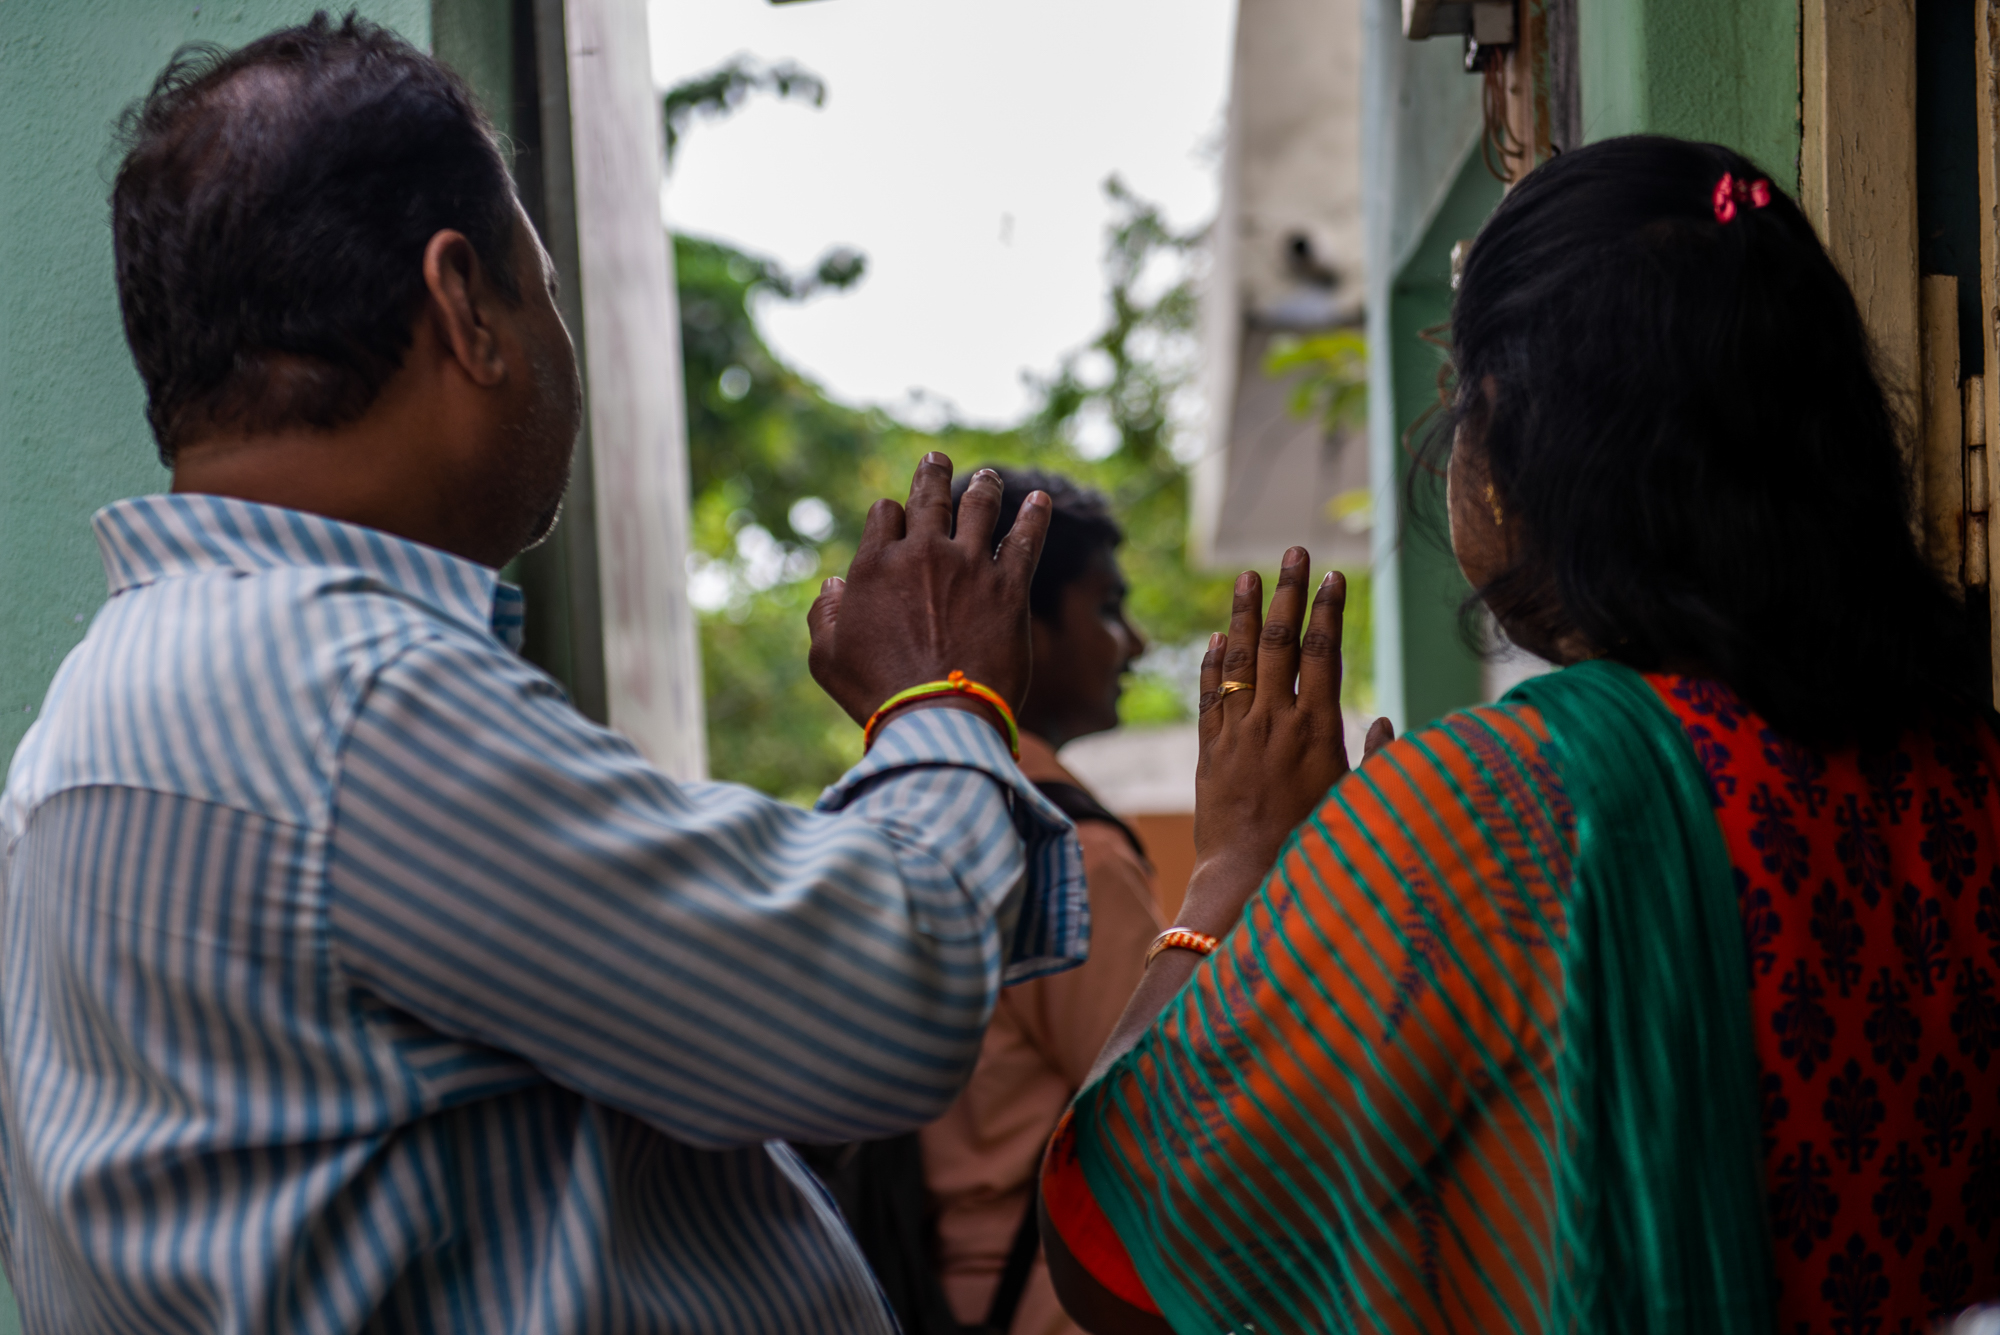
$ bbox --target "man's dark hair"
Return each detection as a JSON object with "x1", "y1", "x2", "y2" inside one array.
[
  {"x1": 951, "y1": 467, "x2": 1123, "y2": 621},
  {"x1": 112, "y1": 10, "x2": 520, "y2": 462},
  {"x1": 1441, "y1": 134, "x2": 1981, "y2": 745}
]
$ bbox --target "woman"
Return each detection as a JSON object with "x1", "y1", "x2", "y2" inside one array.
[{"x1": 1040, "y1": 136, "x2": 2000, "y2": 1333}]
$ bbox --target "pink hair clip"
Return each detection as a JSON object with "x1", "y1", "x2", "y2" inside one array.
[{"x1": 1712, "y1": 172, "x2": 1772, "y2": 224}]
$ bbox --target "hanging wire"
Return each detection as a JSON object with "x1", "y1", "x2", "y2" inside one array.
[{"x1": 1480, "y1": 54, "x2": 1529, "y2": 183}]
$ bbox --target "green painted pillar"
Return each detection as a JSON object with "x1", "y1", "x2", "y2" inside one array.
[
  {"x1": 1377, "y1": 153, "x2": 1505, "y2": 732},
  {"x1": 1363, "y1": 0, "x2": 1499, "y2": 735},
  {"x1": 1, "y1": 0, "x2": 430, "y2": 771},
  {"x1": 1363, "y1": 0, "x2": 1798, "y2": 734},
  {"x1": 1579, "y1": 0, "x2": 1802, "y2": 189}
]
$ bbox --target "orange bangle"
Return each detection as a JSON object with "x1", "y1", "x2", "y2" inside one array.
[
  {"x1": 1145, "y1": 928, "x2": 1221, "y2": 967},
  {"x1": 861, "y1": 671, "x2": 1021, "y2": 760}
]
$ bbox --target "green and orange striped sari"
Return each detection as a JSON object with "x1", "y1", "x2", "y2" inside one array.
[{"x1": 1042, "y1": 662, "x2": 1775, "y2": 1334}]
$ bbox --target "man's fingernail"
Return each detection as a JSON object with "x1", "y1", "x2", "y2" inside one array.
[
  {"x1": 1026, "y1": 490, "x2": 1049, "y2": 508},
  {"x1": 974, "y1": 468, "x2": 997, "y2": 483},
  {"x1": 925, "y1": 451, "x2": 947, "y2": 466},
  {"x1": 1320, "y1": 570, "x2": 1335, "y2": 590},
  {"x1": 1283, "y1": 547, "x2": 1305, "y2": 568},
  {"x1": 1236, "y1": 571, "x2": 1254, "y2": 595},
  {"x1": 1209, "y1": 632, "x2": 1225, "y2": 652}
]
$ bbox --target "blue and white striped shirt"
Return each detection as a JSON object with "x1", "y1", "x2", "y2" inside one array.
[{"x1": 0, "y1": 494, "x2": 1088, "y2": 1334}]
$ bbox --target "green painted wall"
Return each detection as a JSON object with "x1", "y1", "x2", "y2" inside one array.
[
  {"x1": 1383, "y1": 152, "x2": 1505, "y2": 731},
  {"x1": 1579, "y1": 0, "x2": 1802, "y2": 189},
  {"x1": 0, "y1": 0, "x2": 429, "y2": 770},
  {"x1": 1362, "y1": 0, "x2": 1800, "y2": 736},
  {"x1": 432, "y1": 0, "x2": 516, "y2": 138}
]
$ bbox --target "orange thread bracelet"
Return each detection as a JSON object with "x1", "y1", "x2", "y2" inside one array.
[
  {"x1": 1145, "y1": 928, "x2": 1221, "y2": 967},
  {"x1": 861, "y1": 671, "x2": 1021, "y2": 760}
]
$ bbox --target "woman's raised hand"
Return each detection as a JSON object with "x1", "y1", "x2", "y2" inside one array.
[
  {"x1": 1074, "y1": 548, "x2": 1394, "y2": 1095},
  {"x1": 1179, "y1": 547, "x2": 1394, "y2": 939}
]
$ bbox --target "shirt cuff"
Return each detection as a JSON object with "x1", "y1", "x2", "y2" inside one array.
[{"x1": 817, "y1": 706, "x2": 1090, "y2": 983}]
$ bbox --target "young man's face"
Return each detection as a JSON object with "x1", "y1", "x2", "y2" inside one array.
[{"x1": 1028, "y1": 548, "x2": 1147, "y2": 743}]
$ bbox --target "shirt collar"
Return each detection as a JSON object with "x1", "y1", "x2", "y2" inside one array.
[{"x1": 93, "y1": 494, "x2": 527, "y2": 652}]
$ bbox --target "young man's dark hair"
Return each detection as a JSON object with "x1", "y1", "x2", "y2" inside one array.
[
  {"x1": 112, "y1": 10, "x2": 520, "y2": 461},
  {"x1": 952, "y1": 467, "x2": 1124, "y2": 622},
  {"x1": 1440, "y1": 134, "x2": 1981, "y2": 745},
  {"x1": 951, "y1": 467, "x2": 1138, "y2": 744}
]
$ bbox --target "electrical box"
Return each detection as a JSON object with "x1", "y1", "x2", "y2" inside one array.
[{"x1": 1403, "y1": 0, "x2": 1515, "y2": 43}]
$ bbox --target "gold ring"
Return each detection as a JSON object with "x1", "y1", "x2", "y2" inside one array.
[{"x1": 1218, "y1": 680, "x2": 1255, "y2": 699}]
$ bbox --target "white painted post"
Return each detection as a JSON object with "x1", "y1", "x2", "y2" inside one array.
[{"x1": 560, "y1": 0, "x2": 707, "y2": 778}]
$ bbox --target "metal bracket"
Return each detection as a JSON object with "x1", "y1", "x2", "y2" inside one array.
[{"x1": 1404, "y1": 0, "x2": 1515, "y2": 43}]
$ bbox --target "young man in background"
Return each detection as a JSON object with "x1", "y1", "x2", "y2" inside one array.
[{"x1": 923, "y1": 470, "x2": 1165, "y2": 1335}]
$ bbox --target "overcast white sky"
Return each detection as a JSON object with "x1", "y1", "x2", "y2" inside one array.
[{"x1": 647, "y1": 0, "x2": 1238, "y2": 427}]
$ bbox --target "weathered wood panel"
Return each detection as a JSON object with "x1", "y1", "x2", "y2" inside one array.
[
  {"x1": 1801, "y1": 0, "x2": 1922, "y2": 519},
  {"x1": 1976, "y1": 0, "x2": 2000, "y2": 701},
  {"x1": 1921, "y1": 274, "x2": 1964, "y2": 588},
  {"x1": 563, "y1": 0, "x2": 706, "y2": 778}
]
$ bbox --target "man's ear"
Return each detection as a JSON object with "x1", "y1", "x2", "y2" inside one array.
[{"x1": 422, "y1": 229, "x2": 507, "y2": 388}]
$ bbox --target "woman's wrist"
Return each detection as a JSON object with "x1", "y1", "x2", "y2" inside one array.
[
  {"x1": 1086, "y1": 851, "x2": 1275, "y2": 1085},
  {"x1": 1173, "y1": 847, "x2": 1276, "y2": 939}
]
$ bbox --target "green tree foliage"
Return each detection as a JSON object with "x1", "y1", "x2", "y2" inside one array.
[
  {"x1": 666, "y1": 60, "x2": 1366, "y2": 803},
  {"x1": 1262, "y1": 329, "x2": 1368, "y2": 435},
  {"x1": 1020, "y1": 178, "x2": 1237, "y2": 655},
  {"x1": 662, "y1": 57, "x2": 827, "y2": 166},
  {"x1": 677, "y1": 233, "x2": 1029, "y2": 800},
  {"x1": 678, "y1": 178, "x2": 1246, "y2": 802}
]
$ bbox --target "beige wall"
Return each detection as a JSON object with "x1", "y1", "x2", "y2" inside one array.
[
  {"x1": 1195, "y1": 0, "x2": 1370, "y2": 572},
  {"x1": 1232, "y1": 0, "x2": 1367, "y2": 317}
]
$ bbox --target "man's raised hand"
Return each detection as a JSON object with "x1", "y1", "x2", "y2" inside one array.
[{"x1": 807, "y1": 454, "x2": 1050, "y2": 732}]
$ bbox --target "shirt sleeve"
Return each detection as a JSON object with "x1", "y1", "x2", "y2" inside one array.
[
  {"x1": 1055, "y1": 705, "x2": 1574, "y2": 1333},
  {"x1": 324, "y1": 631, "x2": 1088, "y2": 1150}
]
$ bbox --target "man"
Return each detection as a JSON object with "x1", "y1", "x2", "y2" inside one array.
[
  {"x1": 0, "y1": 15, "x2": 1084, "y2": 1332},
  {"x1": 922, "y1": 471, "x2": 1164, "y2": 1335}
]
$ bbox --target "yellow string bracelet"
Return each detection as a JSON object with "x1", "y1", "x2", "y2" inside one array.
[
  {"x1": 861, "y1": 671, "x2": 1021, "y2": 760},
  {"x1": 1144, "y1": 927, "x2": 1220, "y2": 967}
]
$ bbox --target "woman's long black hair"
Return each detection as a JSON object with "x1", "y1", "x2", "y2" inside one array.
[{"x1": 1444, "y1": 134, "x2": 1983, "y2": 746}]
